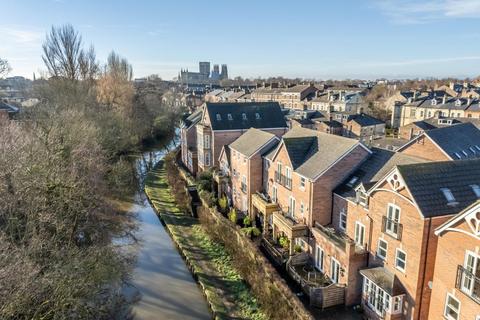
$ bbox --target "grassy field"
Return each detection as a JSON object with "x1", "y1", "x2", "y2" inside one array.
[{"x1": 144, "y1": 162, "x2": 266, "y2": 320}]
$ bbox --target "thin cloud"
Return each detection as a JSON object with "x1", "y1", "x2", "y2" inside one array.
[
  {"x1": 374, "y1": 0, "x2": 480, "y2": 24},
  {"x1": 0, "y1": 26, "x2": 43, "y2": 44},
  {"x1": 359, "y1": 56, "x2": 480, "y2": 67}
]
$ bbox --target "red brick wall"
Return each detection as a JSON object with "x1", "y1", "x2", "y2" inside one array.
[{"x1": 399, "y1": 136, "x2": 450, "y2": 161}]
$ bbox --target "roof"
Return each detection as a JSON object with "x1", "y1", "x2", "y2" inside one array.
[
  {"x1": 435, "y1": 200, "x2": 480, "y2": 236},
  {"x1": 204, "y1": 102, "x2": 287, "y2": 131},
  {"x1": 229, "y1": 128, "x2": 278, "y2": 157},
  {"x1": 280, "y1": 84, "x2": 314, "y2": 93},
  {"x1": 360, "y1": 267, "x2": 404, "y2": 296},
  {"x1": 335, "y1": 147, "x2": 426, "y2": 198},
  {"x1": 410, "y1": 120, "x2": 437, "y2": 131},
  {"x1": 348, "y1": 114, "x2": 384, "y2": 127},
  {"x1": 424, "y1": 123, "x2": 480, "y2": 160},
  {"x1": 182, "y1": 108, "x2": 203, "y2": 128},
  {"x1": 0, "y1": 101, "x2": 19, "y2": 113},
  {"x1": 279, "y1": 127, "x2": 366, "y2": 180},
  {"x1": 397, "y1": 159, "x2": 480, "y2": 218}
]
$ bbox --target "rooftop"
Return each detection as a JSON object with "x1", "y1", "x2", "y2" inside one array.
[{"x1": 229, "y1": 128, "x2": 278, "y2": 158}]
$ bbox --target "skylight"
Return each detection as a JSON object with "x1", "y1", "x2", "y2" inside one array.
[
  {"x1": 441, "y1": 188, "x2": 457, "y2": 205},
  {"x1": 454, "y1": 152, "x2": 461, "y2": 159},
  {"x1": 347, "y1": 176, "x2": 359, "y2": 187},
  {"x1": 476, "y1": 145, "x2": 480, "y2": 151},
  {"x1": 462, "y1": 150, "x2": 468, "y2": 157},
  {"x1": 216, "y1": 114, "x2": 221, "y2": 121},
  {"x1": 255, "y1": 113, "x2": 261, "y2": 120},
  {"x1": 227, "y1": 113, "x2": 233, "y2": 120},
  {"x1": 471, "y1": 185, "x2": 480, "y2": 198},
  {"x1": 242, "y1": 113, "x2": 247, "y2": 120}
]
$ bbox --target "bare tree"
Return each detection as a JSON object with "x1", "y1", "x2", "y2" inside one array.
[
  {"x1": 42, "y1": 24, "x2": 98, "y2": 80},
  {"x1": 0, "y1": 58, "x2": 10, "y2": 77}
]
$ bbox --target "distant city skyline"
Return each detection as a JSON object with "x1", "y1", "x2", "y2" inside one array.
[{"x1": 2, "y1": 0, "x2": 480, "y2": 80}]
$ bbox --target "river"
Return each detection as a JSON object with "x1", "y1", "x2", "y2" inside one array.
[{"x1": 122, "y1": 138, "x2": 211, "y2": 320}]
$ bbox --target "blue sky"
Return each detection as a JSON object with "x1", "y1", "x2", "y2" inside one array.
[{"x1": 2, "y1": 0, "x2": 480, "y2": 80}]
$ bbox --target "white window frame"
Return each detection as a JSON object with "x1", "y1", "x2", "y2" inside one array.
[
  {"x1": 272, "y1": 185, "x2": 277, "y2": 203},
  {"x1": 204, "y1": 135, "x2": 210, "y2": 149},
  {"x1": 285, "y1": 167, "x2": 292, "y2": 189},
  {"x1": 444, "y1": 293, "x2": 460, "y2": 320},
  {"x1": 315, "y1": 245, "x2": 324, "y2": 272},
  {"x1": 460, "y1": 250, "x2": 479, "y2": 296},
  {"x1": 354, "y1": 221, "x2": 365, "y2": 247},
  {"x1": 300, "y1": 202, "x2": 304, "y2": 217},
  {"x1": 363, "y1": 277, "x2": 392, "y2": 316},
  {"x1": 392, "y1": 295, "x2": 403, "y2": 314},
  {"x1": 330, "y1": 257, "x2": 340, "y2": 284},
  {"x1": 377, "y1": 239, "x2": 388, "y2": 260},
  {"x1": 386, "y1": 203, "x2": 401, "y2": 237},
  {"x1": 300, "y1": 176, "x2": 306, "y2": 190},
  {"x1": 395, "y1": 248, "x2": 407, "y2": 272},
  {"x1": 204, "y1": 152, "x2": 211, "y2": 166},
  {"x1": 339, "y1": 209, "x2": 347, "y2": 231},
  {"x1": 288, "y1": 196, "x2": 296, "y2": 218}
]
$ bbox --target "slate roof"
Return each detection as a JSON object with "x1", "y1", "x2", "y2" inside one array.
[
  {"x1": 280, "y1": 84, "x2": 314, "y2": 93},
  {"x1": 411, "y1": 120, "x2": 437, "y2": 131},
  {"x1": 182, "y1": 108, "x2": 203, "y2": 128},
  {"x1": 0, "y1": 101, "x2": 19, "y2": 113},
  {"x1": 348, "y1": 114, "x2": 384, "y2": 127},
  {"x1": 424, "y1": 123, "x2": 480, "y2": 159},
  {"x1": 335, "y1": 147, "x2": 426, "y2": 198},
  {"x1": 280, "y1": 127, "x2": 364, "y2": 180},
  {"x1": 205, "y1": 102, "x2": 287, "y2": 131},
  {"x1": 397, "y1": 159, "x2": 480, "y2": 218},
  {"x1": 229, "y1": 128, "x2": 278, "y2": 157}
]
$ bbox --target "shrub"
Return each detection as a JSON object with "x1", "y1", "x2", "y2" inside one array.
[
  {"x1": 218, "y1": 195, "x2": 228, "y2": 213},
  {"x1": 228, "y1": 208, "x2": 237, "y2": 224},
  {"x1": 241, "y1": 227, "x2": 261, "y2": 238},
  {"x1": 197, "y1": 170, "x2": 213, "y2": 192},
  {"x1": 243, "y1": 216, "x2": 251, "y2": 227},
  {"x1": 278, "y1": 236, "x2": 289, "y2": 250},
  {"x1": 199, "y1": 190, "x2": 216, "y2": 207},
  {"x1": 294, "y1": 244, "x2": 302, "y2": 253}
]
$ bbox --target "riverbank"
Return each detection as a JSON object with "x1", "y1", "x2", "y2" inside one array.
[{"x1": 145, "y1": 160, "x2": 267, "y2": 320}]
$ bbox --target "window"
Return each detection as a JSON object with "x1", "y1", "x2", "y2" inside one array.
[
  {"x1": 444, "y1": 293, "x2": 460, "y2": 320},
  {"x1": 242, "y1": 113, "x2": 247, "y2": 120},
  {"x1": 205, "y1": 152, "x2": 211, "y2": 166},
  {"x1": 460, "y1": 251, "x2": 479, "y2": 296},
  {"x1": 395, "y1": 248, "x2": 407, "y2": 272},
  {"x1": 347, "y1": 176, "x2": 358, "y2": 187},
  {"x1": 285, "y1": 167, "x2": 292, "y2": 188},
  {"x1": 386, "y1": 204, "x2": 401, "y2": 237},
  {"x1": 471, "y1": 184, "x2": 480, "y2": 198},
  {"x1": 300, "y1": 177, "x2": 306, "y2": 190},
  {"x1": 241, "y1": 175, "x2": 247, "y2": 193},
  {"x1": 227, "y1": 113, "x2": 233, "y2": 120},
  {"x1": 330, "y1": 258, "x2": 340, "y2": 283},
  {"x1": 288, "y1": 196, "x2": 296, "y2": 218},
  {"x1": 392, "y1": 296, "x2": 403, "y2": 314},
  {"x1": 354, "y1": 222, "x2": 365, "y2": 247},
  {"x1": 255, "y1": 113, "x2": 260, "y2": 119},
  {"x1": 300, "y1": 202, "x2": 305, "y2": 217},
  {"x1": 363, "y1": 277, "x2": 391, "y2": 316},
  {"x1": 216, "y1": 114, "x2": 221, "y2": 121},
  {"x1": 276, "y1": 162, "x2": 282, "y2": 181},
  {"x1": 357, "y1": 190, "x2": 368, "y2": 206},
  {"x1": 242, "y1": 197, "x2": 247, "y2": 212},
  {"x1": 339, "y1": 209, "x2": 347, "y2": 231},
  {"x1": 204, "y1": 135, "x2": 210, "y2": 149},
  {"x1": 272, "y1": 186, "x2": 277, "y2": 203},
  {"x1": 441, "y1": 188, "x2": 457, "y2": 204},
  {"x1": 377, "y1": 239, "x2": 388, "y2": 260},
  {"x1": 315, "y1": 245, "x2": 324, "y2": 271}
]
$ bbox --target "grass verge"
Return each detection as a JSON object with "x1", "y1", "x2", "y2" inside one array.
[{"x1": 145, "y1": 161, "x2": 266, "y2": 320}]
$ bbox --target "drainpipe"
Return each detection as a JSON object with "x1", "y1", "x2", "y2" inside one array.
[
  {"x1": 366, "y1": 213, "x2": 373, "y2": 267},
  {"x1": 418, "y1": 218, "x2": 432, "y2": 319}
]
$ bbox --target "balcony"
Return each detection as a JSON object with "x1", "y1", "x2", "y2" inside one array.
[
  {"x1": 456, "y1": 265, "x2": 480, "y2": 304},
  {"x1": 313, "y1": 222, "x2": 348, "y2": 252},
  {"x1": 382, "y1": 216, "x2": 403, "y2": 241},
  {"x1": 272, "y1": 211, "x2": 307, "y2": 240},
  {"x1": 274, "y1": 171, "x2": 292, "y2": 190},
  {"x1": 251, "y1": 192, "x2": 279, "y2": 216}
]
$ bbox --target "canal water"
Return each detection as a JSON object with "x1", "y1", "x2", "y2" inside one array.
[{"x1": 122, "y1": 138, "x2": 211, "y2": 320}]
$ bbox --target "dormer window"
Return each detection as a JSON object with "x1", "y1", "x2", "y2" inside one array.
[
  {"x1": 431, "y1": 99, "x2": 437, "y2": 105},
  {"x1": 471, "y1": 184, "x2": 480, "y2": 198},
  {"x1": 255, "y1": 113, "x2": 261, "y2": 120},
  {"x1": 216, "y1": 114, "x2": 222, "y2": 121},
  {"x1": 347, "y1": 176, "x2": 359, "y2": 187},
  {"x1": 462, "y1": 150, "x2": 468, "y2": 157},
  {"x1": 455, "y1": 99, "x2": 462, "y2": 106},
  {"x1": 470, "y1": 147, "x2": 476, "y2": 154},
  {"x1": 441, "y1": 188, "x2": 458, "y2": 205},
  {"x1": 356, "y1": 190, "x2": 368, "y2": 206},
  {"x1": 476, "y1": 145, "x2": 480, "y2": 152},
  {"x1": 454, "y1": 152, "x2": 461, "y2": 159},
  {"x1": 227, "y1": 113, "x2": 233, "y2": 120},
  {"x1": 242, "y1": 113, "x2": 247, "y2": 120}
]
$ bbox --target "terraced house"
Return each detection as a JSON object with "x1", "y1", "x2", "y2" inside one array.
[
  {"x1": 191, "y1": 101, "x2": 288, "y2": 174},
  {"x1": 333, "y1": 159, "x2": 480, "y2": 319}
]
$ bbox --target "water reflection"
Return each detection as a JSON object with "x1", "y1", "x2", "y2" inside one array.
[{"x1": 122, "y1": 133, "x2": 211, "y2": 320}]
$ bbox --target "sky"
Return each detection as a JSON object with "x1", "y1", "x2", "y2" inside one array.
[{"x1": 2, "y1": 0, "x2": 480, "y2": 80}]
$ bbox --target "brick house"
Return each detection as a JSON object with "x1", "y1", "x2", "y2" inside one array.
[
  {"x1": 194, "y1": 102, "x2": 288, "y2": 173},
  {"x1": 251, "y1": 84, "x2": 317, "y2": 110},
  {"x1": 397, "y1": 123, "x2": 480, "y2": 161},
  {"x1": 429, "y1": 200, "x2": 480, "y2": 320},
  {"x1": 180, "y1": 109, "x2": 203, "y2": 176},
  {"x1": 251, "y1": 126, "x2": 371, "y2": 256},
  {"x1": 333, "y1": 159, "x2": 480, "y2": 319},
  {"x1": 218, "y1": 128, "x2": 280, "y2": 216}
]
